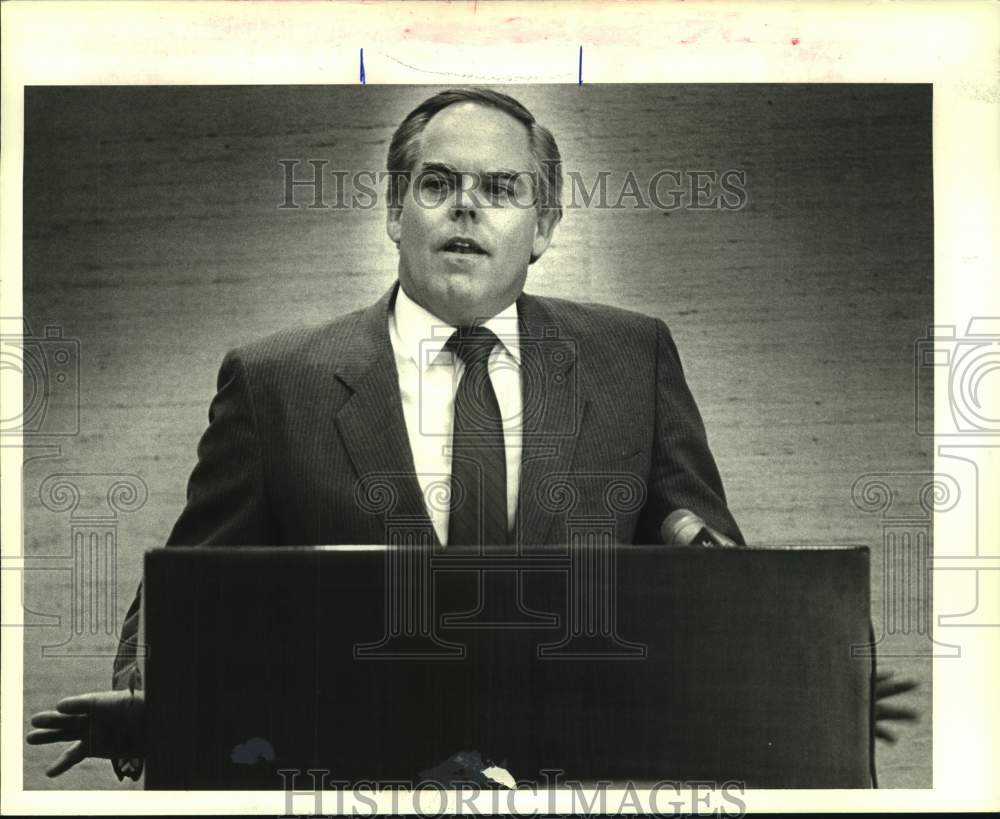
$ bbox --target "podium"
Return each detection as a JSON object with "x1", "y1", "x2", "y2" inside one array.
[{"x1": 144, "y1": 545, "x2": 872, "y2": 789}]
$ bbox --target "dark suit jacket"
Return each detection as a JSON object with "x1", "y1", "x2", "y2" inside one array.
[{"x1": 111, "y1": 282, "x2": 742, "y2": 776}]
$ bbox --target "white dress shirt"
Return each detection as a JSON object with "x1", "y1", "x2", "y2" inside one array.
[{"x1": 388, "y1": 285, "x2": 523, "y2": 546}]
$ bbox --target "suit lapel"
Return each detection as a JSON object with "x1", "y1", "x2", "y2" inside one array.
[
  {"x1": 515, "y1": 293, "x2": 588, "y2": 546},
  {"x1": 332, "y1": 285, "x2": 588, "y2": 546},
  {"x1": 333, "y1": 283, "x2": 433, "y2": 529}
]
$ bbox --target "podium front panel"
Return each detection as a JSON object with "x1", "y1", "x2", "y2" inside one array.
[{"x1": 144, "y1": 545, "x2": 871, "y2": 788}]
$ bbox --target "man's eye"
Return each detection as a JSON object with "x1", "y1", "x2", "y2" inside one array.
[{"x1": 421, "y1": 175, "x2": 447, "y2": 191}]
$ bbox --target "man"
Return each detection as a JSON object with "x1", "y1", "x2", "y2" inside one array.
[{"x1": 26, "y1": 87, "x2": 913, "y2": 781}]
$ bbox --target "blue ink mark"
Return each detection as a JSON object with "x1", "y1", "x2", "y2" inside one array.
[
  {"x1": 230, "y1": 737, "x2": 276, "y2": 766},
  {"x1": 578, "y1": 46, "x2": 583, "y2": 85},
  {"x1": 360, "y1": 48, "x2": 366, "y2": 85}
]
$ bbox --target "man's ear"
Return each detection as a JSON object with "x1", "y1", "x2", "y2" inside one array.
[
  {"x1": 386, "y1": 206, "x2": 402, "y2": 247},
  {"x1": 530, "y1": 207, "x2": 562, "y2": 263}
]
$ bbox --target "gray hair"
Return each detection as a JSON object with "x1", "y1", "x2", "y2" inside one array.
[{"x1": 386, "y1": 87, "x2": 563, "y2": 222}]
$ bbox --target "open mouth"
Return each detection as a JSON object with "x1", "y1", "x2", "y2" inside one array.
[{"x1": 440, "y1": 237, "x2": 488, "y2": 255}]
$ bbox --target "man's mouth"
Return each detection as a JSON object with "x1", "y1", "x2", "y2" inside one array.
[{"x1": 440, "y1": 237, "x2": 488, "y2": 255}]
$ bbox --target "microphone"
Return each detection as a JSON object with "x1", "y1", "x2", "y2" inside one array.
[{"x1": 660, "y1": 508, "x2": 737, "y2": 547}]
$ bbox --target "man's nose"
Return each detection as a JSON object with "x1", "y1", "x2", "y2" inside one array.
[
  {"x1": 449, "y1": 198, "x2": 479, "y2": 223},
  {"x1": 448, "y1": 177, "x2": 483, "y2": 222}
]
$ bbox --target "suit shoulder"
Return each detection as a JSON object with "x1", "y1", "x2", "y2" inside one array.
[
  {"x1": 225, "y1": 307, "x2": 369, "y2": 372},
  {"x1": 526, "y1": 293, "x2": 662, "y2": 339}
]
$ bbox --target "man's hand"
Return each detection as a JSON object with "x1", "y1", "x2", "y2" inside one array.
[
  {"x1": 874, "y1": 670, "x2": 919, "y2": 743},
  {"x1": 26, "y1": 690, "x2": 145, "y2": 777}
]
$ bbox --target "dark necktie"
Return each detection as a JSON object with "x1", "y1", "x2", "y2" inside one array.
[{"x1": 446, "y1": 326, "x2": 508, "y2": 550}]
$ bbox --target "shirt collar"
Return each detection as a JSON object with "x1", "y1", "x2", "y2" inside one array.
[{"x1": 392, "y1": 284, "x2": 521, "y2": 372}]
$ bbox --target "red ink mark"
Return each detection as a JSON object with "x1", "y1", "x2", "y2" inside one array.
[
  {"x1": 791, "y1": 37, "x2": 800, "y2": 45},
  {"x1": 393, "y1": 22, "x2": 549, "y2": 45}
]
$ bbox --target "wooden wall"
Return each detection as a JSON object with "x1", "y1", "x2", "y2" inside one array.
[{"x1": 21, "y1": 84, "x2": 932, "y2": 788}]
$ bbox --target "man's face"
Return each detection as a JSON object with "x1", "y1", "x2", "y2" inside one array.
[{"x1": 387, "y1": 102, "x2": 559, "y2": 326}]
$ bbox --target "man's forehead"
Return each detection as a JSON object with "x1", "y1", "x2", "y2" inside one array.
[{"x1": 416, "y1": 102, "x2": 534, "y2": 172}]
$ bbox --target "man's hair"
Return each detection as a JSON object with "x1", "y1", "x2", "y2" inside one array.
[{"x1": 386, "y1": 87, "x2": 563, "y2": 220}]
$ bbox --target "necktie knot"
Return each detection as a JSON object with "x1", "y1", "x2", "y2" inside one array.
[{"x1": 446, "y1": 326, "x2": 499, "y2": 368}]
